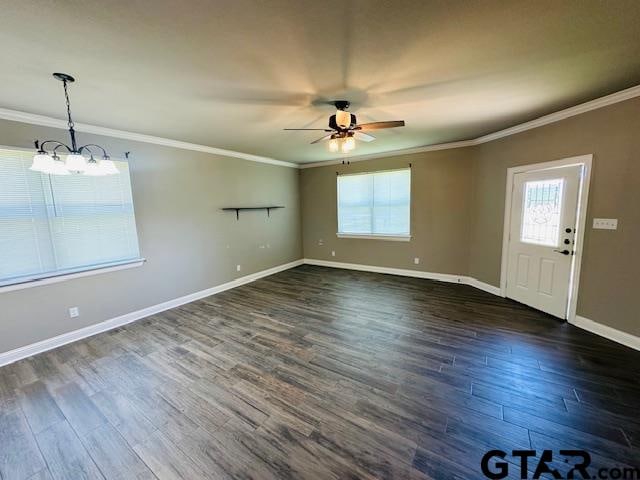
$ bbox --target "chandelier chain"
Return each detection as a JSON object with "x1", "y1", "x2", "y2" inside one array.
[{"x1": 62, "y1": 80, "x2": 75, "y2": 130}]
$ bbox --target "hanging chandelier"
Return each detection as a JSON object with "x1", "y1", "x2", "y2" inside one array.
[{"x1": 30, "y1": 73, "x2": 119, "y2": 176}]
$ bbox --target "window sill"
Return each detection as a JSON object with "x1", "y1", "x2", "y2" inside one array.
[
  {"x1": 0, "y1": 258, "x2": 146, "y2": 294},
  {"x1": 336, "y1": 233, "x2": 412, "y2": 242}
]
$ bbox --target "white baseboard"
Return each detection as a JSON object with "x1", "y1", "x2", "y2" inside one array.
[
  {"x1": 462, "y1": 276, "x2": 503, "y2": 296},
  {"x1": 570, "y1": 315, "x2": 640, "y2": 351},
  {"x1": 303, "y1": 258, "x2": 504, "y2": 296},
  {"x1": 303, "y1": 258, "x2": 467, "y2": 284},
  {"x1": 0, "y1": 259, "x2": 304, "y2": 367},
  {"x1": 4, "y1": 258, "x2": 636, "y2": 367}
]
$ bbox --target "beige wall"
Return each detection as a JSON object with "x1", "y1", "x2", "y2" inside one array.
[
  {"x1": 301, "y1": 97, "x2": 640, "y2": 338},
  {"x1": 2, "y1": 95, "x2": 638, "y2": 352},
  {"x1": 469, "y1": 97, "x2": 640, "y2": 337},
  {"x1": 301, "y1": 149, "x2": 474, "y2": 275},
  {"x1": 0, "y1": 119, "x2": 302, "y2": 354}
]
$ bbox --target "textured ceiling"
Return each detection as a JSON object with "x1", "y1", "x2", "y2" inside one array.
[{"x1": 1, "y1": 0, "x2": 640, "y2": 163}]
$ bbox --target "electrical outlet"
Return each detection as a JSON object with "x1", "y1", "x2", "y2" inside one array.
[
  {"x1": 318, "y1": 239, "x2": 324, "y2": 246},
  {"x1": 331, "y1": 250, "x2": 336, "y2": 257},
  {"x1": 69, "y1": 307, "x2": 79, "y2": 318},
  {"x1": 236, "y1": 265, "x2": 241, "y2": 272},
  {"x1": 414, "y1": 257, "x2": 420, "y2": 265},
  {"x1": 593, "y1": 218, "x2": 618, "y2": 230}
]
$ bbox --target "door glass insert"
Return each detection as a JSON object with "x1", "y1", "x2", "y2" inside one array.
[{"x1": 520, "y1": 178, "x2": 564, "y2": 246}]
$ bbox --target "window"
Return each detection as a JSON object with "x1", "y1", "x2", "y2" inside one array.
[
  {"x1": 0, "y1": 147, "x2": 142, "y2": 288},
  {"x1": 337, "y1": 168, "x2": 411, "y2": 239},
  {"x1": 520, "y1": 178, "x2": 564, "y2": 247}
]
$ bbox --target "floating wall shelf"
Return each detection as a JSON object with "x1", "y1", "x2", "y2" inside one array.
[{"x1": 222, "y1": 206, "x2": 284, "y2": 220}]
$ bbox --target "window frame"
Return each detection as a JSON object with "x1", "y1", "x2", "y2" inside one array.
[
  {"x1": 0, "y1": 144, "x2": 145, "y2": 292},
  {"x1": 0, "y1": 258, "x2": 145, "y2": 293},
  {"x1": 336, "y1": 167, "x2": 412, "y2": 241}
]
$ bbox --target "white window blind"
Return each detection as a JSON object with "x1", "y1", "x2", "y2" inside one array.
[
  {"x1": 337, "y1": 168, "x2": 411, "y2": 236},
  {"x1": 0, "y1": 147, "x2": 141, "y2": 286}
]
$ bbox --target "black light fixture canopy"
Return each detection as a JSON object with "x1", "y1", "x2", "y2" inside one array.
[{"x1": 52, "y1": 72, "x2": 75, "y2": 83}]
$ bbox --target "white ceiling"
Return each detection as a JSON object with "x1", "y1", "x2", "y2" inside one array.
[{"x1": 1, "y1": 0, "x2": 640, "y2": 163}]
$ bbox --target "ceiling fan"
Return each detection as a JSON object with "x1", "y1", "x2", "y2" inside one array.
[{"x1": 284, "y1": 101, "x2": 405, "y2": 153}]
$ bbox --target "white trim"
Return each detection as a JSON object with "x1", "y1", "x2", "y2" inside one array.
[
  {"x1": 0, "y1": 259, "x2": 146, "y2": 294},
  {"x1": 0, "y1": 108, "x2": 297, "y2": 169},
  {"x1": 300, "y1": 141, "x2": 474, "y2": 168},
  {"x1": 304, "y1": 258, "x2": 467, "y2": 284},
  {"x1": 3, "y1": 83, "x2": 639, "y2": 170},
  {"x1": 499, "y1": 155, "x2": 593, "y2": 323},
  {"x1": 0, "y1": 259, "x2": 303, "y2": 367},
  {"x1": 570, "y1": 315, "x2": 640, "y2": 351},
  {"x1": 475, "y1": 85, "x2": 640, "y2": 144},
  {"x1": 304, "y1": 258, "x2": 500, "y2": 295},
  {"x1": 3, "y1": 257, "x2": 635, "y2": 367},
  {"x1": 463, "y1": 276, "x2": 502, "y2": 296},
  {"x1": 336, "y1": 233, "x2": 411, "y2": 242},
  {"x1": 300, "y1": 84, "x2": 640, "y2": 169}
]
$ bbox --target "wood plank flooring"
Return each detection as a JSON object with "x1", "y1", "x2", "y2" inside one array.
[{"x1": 0, "y1": 265, "x2": 639, "y2": 479}]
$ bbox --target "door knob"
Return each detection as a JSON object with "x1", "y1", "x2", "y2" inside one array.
[{"x1": 553, "y1": 249, "x2": 571, "y2": 255}]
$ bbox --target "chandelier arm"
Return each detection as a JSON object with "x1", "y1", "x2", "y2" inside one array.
[
  {"x1": 52, "y1": 143, "x2": 73, "y2": 156},
  {"x1": 38, "y1": 140, "x2": 72, "y2": 153},
  {"x1": 79, "y1": 144, "x2": 109, "y2": 158},
  {"x1": 78, "y1": 145, "x2": 96, "y2": 157}
]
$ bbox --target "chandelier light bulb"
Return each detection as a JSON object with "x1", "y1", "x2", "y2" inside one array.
[
  {"x1": 30, "y1": 153, "x2": 55, "y2": 173},
  {"x1": 84, "y1": 157, "x2": 106, "y2": 176},
  {"x1": 50, "y1": 155, "x2": 70, "y2": 175},
  {"x1": 100, "y1": 158, "x2": 119, "y2": 175},
  {"x1": 65, "y1": 153, "x2": 88, "y2": 173},
  {"x1": 328, "y1": 138, "x2": 339, "y2": 153}
]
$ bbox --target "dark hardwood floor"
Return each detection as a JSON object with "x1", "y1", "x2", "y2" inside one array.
[{"x1": 0, "y1": 265, "x2": 638, "y2": 479}]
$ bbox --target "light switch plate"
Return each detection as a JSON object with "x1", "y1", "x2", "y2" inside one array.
[{"x1": 593, "y1": 218, "x2": 618, "y2": 230}]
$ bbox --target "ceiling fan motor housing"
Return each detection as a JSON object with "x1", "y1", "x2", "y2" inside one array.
[
  {"x1": 332, "y1": 100, "x2": 353, "y2": 129},
  {"x1": 329, "y1": 113, "x2": 357, "y2": 130}
]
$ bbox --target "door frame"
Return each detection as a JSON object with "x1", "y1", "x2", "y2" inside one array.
[{"x1": 499, "y1": 154, "x2": 593, "y2": 322}]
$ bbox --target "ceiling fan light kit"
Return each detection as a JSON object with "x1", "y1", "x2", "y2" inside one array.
[
  {"x1": 30, "y1": 73, "x2": 120, "y2": 176},
  {"x1": 284, "y1": 100, "x2": 405, "y2": 154}
]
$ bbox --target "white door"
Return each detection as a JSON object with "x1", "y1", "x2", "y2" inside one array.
[{"x1": 506, "y1": 165, "x2": 582, "y2": 318}]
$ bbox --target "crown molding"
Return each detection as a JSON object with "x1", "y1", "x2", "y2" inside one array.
[
  {"x1": 299, "y1": 140, "x2": 475, "y2": 168},
  {"x1": 300, "y1": 83, "x2": 640, "y2": 169},
  {"x1": 3, "y1": 83, "x2": 640, "y2": 170},
  {"x1": 0, "y1": 108, "x2": 298, "y2": 168}
]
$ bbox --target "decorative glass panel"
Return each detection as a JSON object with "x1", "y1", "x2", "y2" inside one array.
[{"x1": 520, "y1": 178, "x2": 564, "y2": 247}]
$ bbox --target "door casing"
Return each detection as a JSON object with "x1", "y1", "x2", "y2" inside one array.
[{"x1": 499, "y1": 154, "x2": 592, "y2": 322}]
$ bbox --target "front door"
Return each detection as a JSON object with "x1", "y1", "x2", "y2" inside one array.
[{"x1": 506, "y1": 165, "x2": 582, "y2": 318}]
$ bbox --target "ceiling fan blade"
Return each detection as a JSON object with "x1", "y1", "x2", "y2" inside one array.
[
  {"x1": 356, "y1": 120, "x2": 405, "y2": 130},
  {"x1": 283, "y1": 128, "x2": 333, "y2": 131},
  {"x1": 353, "y1": 132, "x2": 376, "y2": 142},
  {"x1": 311, "y1": 134, "x2": 334, "y2": 144}
]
